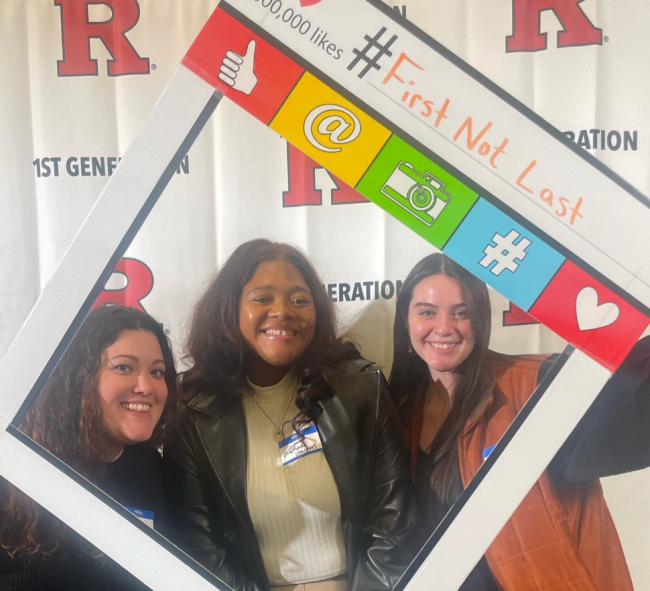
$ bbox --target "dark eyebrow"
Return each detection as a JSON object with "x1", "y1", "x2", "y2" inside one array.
[
  {"x1": 246, "y1": 285, "x2": 312, "y2": 296},
  {"x1": 109, "y1": 354, "x2": 138, "y2": 362},
  {"x1": 289, "y1": 286, "x2": 312, "y2": 295},
  {"x1": 109, "y1": 355, "x2": 165, "y2": 365},
  {"x1": 412, "y1": 302, "x2": 468, "y2": 309}
]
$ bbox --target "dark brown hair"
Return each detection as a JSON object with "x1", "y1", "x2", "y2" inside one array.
[
  {"x1": 181, "y1": 239, "x2": 359, "y2": 430},
  {"x1": 389, "y1": 253, "x2": 493, "y2": 517},
  {"x1": 0, "y1": 305, "x2": 178, "y2": 557}
]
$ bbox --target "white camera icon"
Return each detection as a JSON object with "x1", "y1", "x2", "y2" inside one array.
[{"x1": 381, "y1": 162, "x2": 452, "y2": 226}]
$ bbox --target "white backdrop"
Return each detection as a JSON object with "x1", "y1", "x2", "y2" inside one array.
[{"x1": 1, "y1": 0, "x2": 648, "y2": 587}]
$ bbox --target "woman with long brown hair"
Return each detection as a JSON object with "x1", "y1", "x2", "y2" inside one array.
[
  {"x1": 162, "y1": 239, "x2": 416, "y2": 591},
  {"x1": 0, "y1": 305, "x2": 178, "y2": 591},
  {"x1": 389, "y1": 252, "x2": 650, "y2": 591}
]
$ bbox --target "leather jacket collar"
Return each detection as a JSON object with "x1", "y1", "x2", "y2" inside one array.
[
  {"x1": 185, "y1": 359, "x2": 376, "y2": 549},
  {"x1": 166, "y1": 358, "x2": 415, "y2": 591}
]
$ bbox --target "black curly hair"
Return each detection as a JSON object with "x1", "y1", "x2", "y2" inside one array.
[
  {"x1": 0, "y1": 305, "x2": 177, "y2": 557},
  {"x1": 180, "y1": 239, "x2": 360, "y2": 432}
]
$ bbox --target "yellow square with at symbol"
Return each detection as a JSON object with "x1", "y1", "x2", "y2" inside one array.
[{"x1": 270, "y1": 72, "x2": 392, "y2": 187}]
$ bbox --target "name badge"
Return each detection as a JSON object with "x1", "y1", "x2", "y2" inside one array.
[
  {"x1": 278, "y1": 424, "x2": 324, "y2": 466},
  {"x1": 482, "y1": 443, "x2": 497, "y2": 461},
  {"x1": 125, "y1": 506, "x2": 155, "y2": 529}
]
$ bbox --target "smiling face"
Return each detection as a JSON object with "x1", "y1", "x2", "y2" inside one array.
[
  {"x1": 97, "y1": 329, "x2": 168, "y2": 460},
  {"x1": 239, "y1": 260, "x2": 316, "y2": 386},
  {"x1": 407, "y1": 273, "x2": 476, "y2": 387}
]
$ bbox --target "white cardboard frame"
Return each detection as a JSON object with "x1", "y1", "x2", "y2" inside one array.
[
  {"x1": 0, "y1": 66, "x2": 229, "y2": 591},
  {"x1": 0, "y1": 1, "x2": 640, "y2": 590}
]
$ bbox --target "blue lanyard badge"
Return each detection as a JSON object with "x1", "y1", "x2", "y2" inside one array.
[
  {"x1": 125, "y1": 506, "x2": 155, "y2": 529},
  {"x1": 482, "y1": 443, "x2": 497, "y2": 461},
  {"x1": 278, "y1": 424, "x2": 324, "y2": 467}
]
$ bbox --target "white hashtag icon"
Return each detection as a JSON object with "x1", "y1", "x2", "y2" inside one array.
[{"x1": 479, "y1": 230, "x2": 531, "y2": 276}]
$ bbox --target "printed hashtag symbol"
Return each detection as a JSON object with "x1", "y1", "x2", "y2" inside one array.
[
  {"x1": 347, "y1": 27, "x2": 398, "y2": 79},
  {"x1": 479, "y1": 230, "x2": 531, "y2": 276}
]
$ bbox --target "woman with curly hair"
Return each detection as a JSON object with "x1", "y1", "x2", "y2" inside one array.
[
  {"x1": 162, "y1": 239, "x2": 416, "y2": 591},
  {"x1": 0, "y1": 305, "x2": 178, "y2": 591}
]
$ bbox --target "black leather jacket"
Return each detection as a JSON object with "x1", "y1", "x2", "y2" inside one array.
[{"x1": 161, "y1": 359, "x2": 417, "y2": 591}]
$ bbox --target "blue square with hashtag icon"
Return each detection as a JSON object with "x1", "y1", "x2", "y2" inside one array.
[{"x1": 443, "y1": 199, "x2": 565, "y2": 311}]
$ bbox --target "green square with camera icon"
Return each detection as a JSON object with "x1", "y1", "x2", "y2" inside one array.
[{"x1": 356, "y1": 135, "x2": 478, "y2": 249}]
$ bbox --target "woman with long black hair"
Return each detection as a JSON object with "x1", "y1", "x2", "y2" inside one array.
[{"x1": 162, "y1": 239, "x2": 416, "y2": 591}]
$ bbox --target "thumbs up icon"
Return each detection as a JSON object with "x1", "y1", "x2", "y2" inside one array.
[{"x1": 218, "y1": 40, "x2": 258, "y2": 96}]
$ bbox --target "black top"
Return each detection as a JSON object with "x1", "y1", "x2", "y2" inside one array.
[
  {"x1": 0, "y1": 445, "x2": 164, "y2": 591},
  {"x1": 415, "y1": 448, "x2": 500, "y2": 591}
]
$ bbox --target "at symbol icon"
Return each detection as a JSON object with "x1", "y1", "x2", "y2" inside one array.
[{"x1": 303, "y1": 104, "x2": 361, "y2": 152}]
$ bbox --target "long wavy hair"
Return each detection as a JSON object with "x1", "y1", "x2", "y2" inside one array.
[
  {"x1": 181, "y1": 239, "x2": 359, "y2": 431},
  {"x1": 389, "y1": 253, "x2": 493, "y2": 518},
  {"x1": 0, "y1": 305, "x2": 178, "y2": 557}
]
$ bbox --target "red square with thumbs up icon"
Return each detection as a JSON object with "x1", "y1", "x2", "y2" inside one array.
[
  {"x1": 529, "y1": 261, "x2": 649, "y2": 370},
  {"x1": 183, "y1": 7, "x2": 304, "y2": 124}
]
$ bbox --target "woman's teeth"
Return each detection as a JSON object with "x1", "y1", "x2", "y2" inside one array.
[
  {"x1": 121, "y1": 403, "x2": 151, "y2": 412},
  {"x1": 430, "y1": 342, "x2": 457, "y2": 350},
  {"x1": 264, "y1": 329, "x2": 295, "y2": 336}
]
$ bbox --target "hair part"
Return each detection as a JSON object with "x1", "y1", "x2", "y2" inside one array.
[
  {"x1": 1, "y1": 305, "x2": 178, "y2": 557},
  {"x1": 389, "y1": 253, "x2": 493, "y2": 517}
]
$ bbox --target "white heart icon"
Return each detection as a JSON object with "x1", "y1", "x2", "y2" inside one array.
[{"x1": 576, "y1": 287, "x2": 620, "y2": 331}]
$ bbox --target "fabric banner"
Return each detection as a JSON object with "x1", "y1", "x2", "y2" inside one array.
[{"x1": 1, "y1": 0, "x2": 648, "y2": 587}]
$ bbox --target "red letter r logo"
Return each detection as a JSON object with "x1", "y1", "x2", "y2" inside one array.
[
  {"x1": 55, "y1": 0, "x2": 150, "y2": 76},
  {"x1": 93, "y1": 258, "x2": 154, "y2": 312},
  {"x1": 507, "y1": 0, "x2": 602, "y2": 52}
]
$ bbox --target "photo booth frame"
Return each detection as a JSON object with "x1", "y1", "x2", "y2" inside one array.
[{"x1": 0, "y1": 1, "x2": 648, "y2": 590}]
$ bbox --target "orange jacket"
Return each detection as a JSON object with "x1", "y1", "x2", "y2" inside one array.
[{"x1": 408, "y1": 353, "x2": 633, "y2": 591}]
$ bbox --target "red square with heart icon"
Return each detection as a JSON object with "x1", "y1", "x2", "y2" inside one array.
[
  {"x1": 529, "y1": 261, "x2": 649, "y2": 370},
  {"x1": 183, "y1": 7, "x2": 304, "y2": 125}
]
